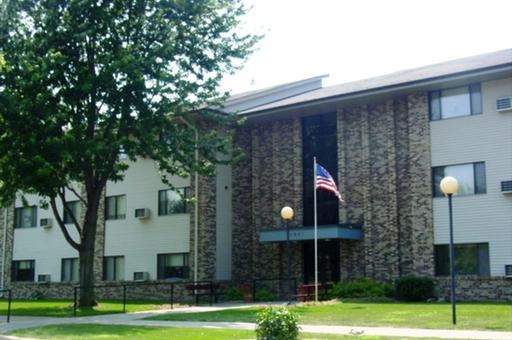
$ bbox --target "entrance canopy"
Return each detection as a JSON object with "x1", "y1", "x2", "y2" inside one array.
[{"x1": 259, "y1": 224, "x2": 363, "y2": 243}]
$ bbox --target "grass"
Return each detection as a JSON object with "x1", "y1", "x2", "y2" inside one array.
[
  {"x1": 9, "y1": 324, "x2": 440, "y2": 340},
  {"x1": 0, "y1": 299, "x2": 178, "y2": 317},
  {"x1": 149, "y1": 301, "x2": 512, "y2": 331}
]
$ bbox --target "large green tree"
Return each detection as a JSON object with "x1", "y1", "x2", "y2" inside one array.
[{"x1": 0, "y1": 0, "x2": 258, "y2": 306}]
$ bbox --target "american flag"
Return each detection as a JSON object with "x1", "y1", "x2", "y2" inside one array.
[{"x1": 316, "y1": 163, "x2": 344, "y2": 202}]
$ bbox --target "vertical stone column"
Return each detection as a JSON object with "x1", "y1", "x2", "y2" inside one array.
[
  {"x1": 197, "y1": 175, "x2": 217, "y2": 280},
  {"x1": 0, "y1": 206, "x2": 14, "y2": 288},
  {"x1": 232, "y1": 126, "x2": 254, "y2": 282}
]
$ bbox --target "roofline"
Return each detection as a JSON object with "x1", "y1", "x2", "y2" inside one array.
[{"x1": 240, "y1": 62, "x2": 512, "y2": 118}]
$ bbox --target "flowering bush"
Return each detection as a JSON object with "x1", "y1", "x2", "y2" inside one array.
[{"x1": 255, "y1": 305, "x2": 300, "y2": 340}]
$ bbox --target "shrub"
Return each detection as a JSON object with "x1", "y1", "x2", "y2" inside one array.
[
  {"x1": 254, "y1": 288, "x2": 275, "y2": 302},
  {"x1": 328, "y1": 278, "x2": 392, "y2": 299},
  {"x1": 224, "y1": 286, "x2": 243, "y2": 301},
  {"x1": 255, "y1": 305, "x2": 300, "y2": 340},
  {"x1": 394, "y1": 276, "x2": 435, "y2": 302}
]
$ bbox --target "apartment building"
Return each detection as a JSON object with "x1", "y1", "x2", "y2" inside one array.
[{"x1": 1, "y1": 49, "x2": 511, "y2": 300}]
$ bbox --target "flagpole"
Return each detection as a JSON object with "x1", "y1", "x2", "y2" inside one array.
[{"x1": 313, "y1": 157, "x2": 319, "y2": 302}]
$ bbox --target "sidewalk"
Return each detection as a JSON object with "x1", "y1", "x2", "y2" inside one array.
[{"x1": 2, "y1": 302, "x2": 512, "y2": 340}]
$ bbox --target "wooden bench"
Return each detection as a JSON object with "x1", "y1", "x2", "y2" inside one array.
[
  {"x1": 294, "y1": 283, "x2": 332, "y2": 302},
  {"x1": 185, "y1": 282, "x2": 223, "y2": 305}
]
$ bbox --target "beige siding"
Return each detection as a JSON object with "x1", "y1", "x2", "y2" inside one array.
[
  {"x1": 431, "y1": 77, "x2": 512, "y2": 276},
  {"x1": 105, "y1": 158, "x2": 190, "y2": 281}
]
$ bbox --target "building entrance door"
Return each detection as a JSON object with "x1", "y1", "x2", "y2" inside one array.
[{"x1": 303, "y1": 240, "x2": 340, "y2": 284}]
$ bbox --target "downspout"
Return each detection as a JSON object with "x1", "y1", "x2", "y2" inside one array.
[{"x1": 1, "y1": 208, "x2": 7, "y2": 292}]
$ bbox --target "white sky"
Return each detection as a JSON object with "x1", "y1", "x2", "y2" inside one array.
[{"x1": 221, "y1": 0, "x2": 512, "y2": 93}]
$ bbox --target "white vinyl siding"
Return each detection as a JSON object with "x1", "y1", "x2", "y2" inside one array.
[{"x1": 431, "y1": 77, "x2": 512, "y2": 276}]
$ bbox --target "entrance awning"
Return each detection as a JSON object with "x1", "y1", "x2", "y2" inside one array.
[{"x1": 259, "y1": 224, "x2": 363, "y2": 243}]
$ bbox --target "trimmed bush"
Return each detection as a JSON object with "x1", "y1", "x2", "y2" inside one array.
[
  {"x1": 224, "y1": 286, "x2": 243, "y2": 301},
  {"x1": 328, "y1": 278, "x2": 392, "y2": 299},
  {"x1": 254, "y1": 288, "x2": 275, "y2": 302},
  {"x1": 255, "y1": 305, "x2": 300, "y2": 340},
  {"x1": 394, "y1": 276, "x2": 435, "y2": 302}
]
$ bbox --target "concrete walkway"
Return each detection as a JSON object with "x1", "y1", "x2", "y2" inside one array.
[{"x1": 1, "y1": 302, "x2": 512, "y2": 339}]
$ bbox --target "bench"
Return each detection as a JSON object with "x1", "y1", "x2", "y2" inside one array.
[
  {"x1": 185, "y1": 281, "x2": 223, "y2": 305},
  {"x1": 294, "y1": 283, "x2": 332, "y2": 302}
]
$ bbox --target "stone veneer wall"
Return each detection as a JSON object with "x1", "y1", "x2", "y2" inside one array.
[
  {"x1": 436, "y1": 277, "x2": 512, "y2": 301},
  {"x1": 193, "y1": 175, "x2": 217, "y2": 280},
  {"x1": 337, "y1": 93, "x2": 434, "y2": 281},
  {"x1": 232, "y1": 118, "x2": 303, "y2": 284},
  {"x1": 232, "y1": 92, "x2": 434, "y2": 285},
  {"x1": 0, "y1": 206, "x2": 14, "y2": 289}
]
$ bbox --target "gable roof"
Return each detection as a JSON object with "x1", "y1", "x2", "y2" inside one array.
[{"x1": 235, "y1": 48, "x2": 512, "y2": 116}]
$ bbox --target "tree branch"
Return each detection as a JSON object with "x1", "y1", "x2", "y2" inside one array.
[{"x1": 49, "y1": 196, "x2": 81, "y2": 251}]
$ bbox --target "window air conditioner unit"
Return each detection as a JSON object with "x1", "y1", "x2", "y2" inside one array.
[
  {"x1": 134, "y1": 208, "x2": 150, "y2": 219},
  {"x1": 501, "y1": 181, "x2": 512, "y2": 194},
  {"x1": 40, "y1": 218, "x2": 53, "y2": 228},
  {"x1": 505, "y1": 265, "x2": 512, "y2": 278},
  {"x1": 496, "y1": 97, "x2": 512, "y2": 112},
  {"x1": 133, "y1": 272, "x2": 149, "y2": 281},
  {"x1": 37, "y1": 274, "x2": 51, "y2": 283}
]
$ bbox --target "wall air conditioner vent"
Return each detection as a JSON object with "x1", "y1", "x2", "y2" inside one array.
[
  {"x1": 501, "y1": 181, "x2": 512, "y2": 194},
  {"x1": 37, "y1": 274, "x2": 51, "y2": 283},
  {"x1": 496, "y1": 97, "x2": 512, "y2": 112},
  {"x1": 134, "y1": 208, "x2": 150, "y2": 219},
  {"x1": 505, "y1": 265, "x2": 512, "y2": 278},
  {"x1": 133, "y1": 272, "x2": 149, "y2": 281},
  {"x1": 40, "y1": 218, "x2": 52, "y2": 228}
]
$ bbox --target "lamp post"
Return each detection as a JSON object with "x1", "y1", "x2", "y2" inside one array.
[
  {"x1": 440, "y1": 176, "x2": 459, "y2": 325},
  {"x1": 280, "y1": 206, "x2": 294, "y2": 303}
]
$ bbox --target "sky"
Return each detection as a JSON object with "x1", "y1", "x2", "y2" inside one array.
[{"x1": 220, "y1": 0, "x2": 512, "y2": 93}]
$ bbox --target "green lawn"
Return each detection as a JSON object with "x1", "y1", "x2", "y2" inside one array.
[
  {"x1": 9, "y1": 324, "x2": 439, "y2": 340},
  {"x1": 0, "y1": 299, "x2": 178, "y2": 317},
  {"x1": 149, "y1": 301, "x2": 512, "y2": 331}
]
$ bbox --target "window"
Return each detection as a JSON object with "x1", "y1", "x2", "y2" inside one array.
[
  {"x1": 302, "y1": 112, "x2": 339, "y2": 226},
  {"x1": 105, "y1": 195, "x2": 126, "y2": 220},
  {"x1": 11, "y1": 260, "x2": 35, "y2": 281},
  {"x1": 435, "y1": 243, "x2": 490, "y2": 276},
  {"x1": 14, "y1": 206, "x2": 37, "y2": 229},
  {"x1": 103, "y1": 256, "x2": 125, "y2": 281},
  {"x1": 157, "y1": 253, "x2": 189, "y2": 280},
  {"x1": 158, "y1": 188, "x2": 190, "y2": 215},
  {"x1": 432, "y1": 162, "x2": 486, "y2": 197},
  {"x1": 63, "y1": 201, "x2": 80, "y2": 224},
  {"x1": 430, "y1": 84, "x2": 481, "y2": 120},
  {"x1": 61, "y1": 258, "x2": 79, "y2": 282}
]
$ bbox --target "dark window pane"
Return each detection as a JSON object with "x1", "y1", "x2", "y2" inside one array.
[
  {"x1": 435, "y1": 243, "x2": 489, "y2": 276},
  {"x1": 429, "y1": 91, "x2": 441, "y2": 121},
  {"x1": 474, "y1": 162, "x2": 486, "y2": 194},
  {"x1": 302, "y1": 112, "x2": 338, "y2": 226},
  {"x1": 470, "y1": 84, "x2": 482, "y2": 115},
  {"x1": 432, "y1": 167, "x2": 445, "y2": 197}
]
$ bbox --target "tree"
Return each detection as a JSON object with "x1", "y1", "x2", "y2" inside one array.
[{"x1": 0, "y1": 0, "x2": 258, "y2": 307}]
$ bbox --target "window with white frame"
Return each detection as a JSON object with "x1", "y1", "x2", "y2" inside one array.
[
  {"x1": 14, "y1": 206, "x2": 37, "y2": 229},
  {"x1": 105, "y1": 195, "x2": 126, "y2": 220},
  {"x1": 157, "y1": 253, "x2": 189, "y2": 280},
  {"x1": 61, "y1": 258, "x2": 79, "y2": 282},
  {"x1": 158, "y1": 188, "x2": 190, "y2": 215},
  {"x1": 103, "y1": 256, "x2": 125, "y2": 281},
  {"x1": 432, "y1": 162, "x2": 486, "y2": 197},
  {"x1": 11, "y1": 260, "x2": 35, "y2": 281},
  {"x1": 435, "y1": 243, "x2": 490, "y2": 276},
  {"x1": 63, "y1": 201, "x2": 81, "y2": 224},
  {"x1": 429, "y1": 84, "x2": 482, "y2": 120}
]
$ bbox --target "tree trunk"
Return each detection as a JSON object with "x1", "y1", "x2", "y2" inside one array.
[{"x1": 78, "y1": 185, "x2": 102, "y2": 307}]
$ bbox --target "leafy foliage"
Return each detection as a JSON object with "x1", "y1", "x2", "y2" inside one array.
[
  {"x1": 394, "y1": 276, "x2": 435, "y2": 302},
  {"x1": 0, "y1": 0, "x2": 258, "y2": 306},
  {"x1": 255, "y1": 306, "x2": 300, "y2": 340},
  {"x1": 223, "y1": 286, "x2": 244, "y2": 301},
  {"x1": 254, "y1": 288, "x2": 275, "y2": 302},
  {"x1": 328, "y1": 278, "x2": 393, "y2": 299}
]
